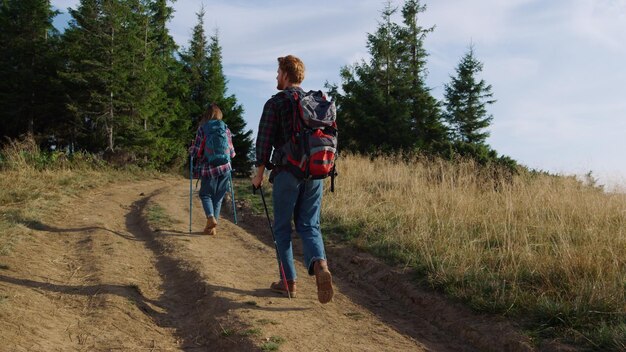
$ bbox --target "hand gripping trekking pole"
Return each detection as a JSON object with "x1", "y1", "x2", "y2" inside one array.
[
  {"x1": 229, "y1": 172, "x2": 237, "y2": 224},
  {"x1": 253, "y1": 185, "x2": 291, "y2": 300},
  {"x1": 189, "y1": 156, "x2": 193, "y2": 233}
]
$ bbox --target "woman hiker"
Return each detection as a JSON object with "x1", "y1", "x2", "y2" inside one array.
[{"x1": 189, "y1": 103, "x2": 236, "y2": 235}]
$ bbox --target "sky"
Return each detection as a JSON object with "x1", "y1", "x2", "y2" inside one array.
[{"x1": 51, "y1": 0, "x2": 626, "y2": 191}]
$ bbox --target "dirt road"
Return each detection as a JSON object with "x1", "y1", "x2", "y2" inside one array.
[{"x1": 0, "y1": 177, "x2": 533, "y2": 351}]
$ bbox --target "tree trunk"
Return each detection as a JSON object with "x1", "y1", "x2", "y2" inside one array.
[
  {"x1": 29, "y1": 54, "x2": 35, "y2": 135},
  {"x1": 106, "y1": 124, "x2": 114, "y2": 152},
  {"x1": 108, "y1": 91, "x2": 114, "y2": 151},
  {"x1": 108, "y1": 25, "x2": 115, "y2": 152},
  {"x1": 144, "y1": 16, "x2": 149, "y2": 131}
]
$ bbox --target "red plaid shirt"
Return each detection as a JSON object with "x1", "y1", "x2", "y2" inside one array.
[
  {"x1": 255, "y1": 87, "x2": 303, "y2": 170},
  {"x1": 189, "y1": 125, "x2": 236, "y2": 178}
]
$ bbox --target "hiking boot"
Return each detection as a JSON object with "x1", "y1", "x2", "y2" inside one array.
[
  {"x1": 204, "y1": 216, "x2": 217, "y2": 235},
  {"x1": 270, "y1": 280, "x2": 297, "y2": 298},
  {"x1": 314, "y1": 260, "x2": 333, "y2": 304}
]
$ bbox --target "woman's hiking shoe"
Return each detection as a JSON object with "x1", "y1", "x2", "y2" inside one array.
[
  {"x1": 314, "y1": 260, "x2": 333, "y2": 304},
  {"x1": 204, "y1": 216, "x2": 218, "y2": 235},
  {"x1": 270, "y1": 280, "x2": 297, "y2": 298}
]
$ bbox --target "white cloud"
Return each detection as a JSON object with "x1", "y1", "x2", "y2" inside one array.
[
  {"x1": 226, "y1": 66, "x2": 275, "y2": 82},
  {"x1": 569, "y1": 0, "x2": 626, "y2": 53},
  {"x1": 424, "y1": 0, "x2": 540, "y2": 45}
]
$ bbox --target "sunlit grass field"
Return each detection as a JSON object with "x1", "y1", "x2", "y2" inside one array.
[{"x1": 322, "y1": 154, "x2": 625, "y2": 350}]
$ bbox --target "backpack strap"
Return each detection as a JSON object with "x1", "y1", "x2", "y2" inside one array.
[
  {"x1": 330, "y1": 164, "x2": 336, "y2": 192},
  {"x1": 198, "y1": 130, "x2": 206, "y2": 159},
  {"x1": 280, "y1": 89, "x2": 304, "y2": 140}
]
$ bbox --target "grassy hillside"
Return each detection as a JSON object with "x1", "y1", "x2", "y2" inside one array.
[{"x1": 322, "y1": 154, "x2": 625, "y2": 350}]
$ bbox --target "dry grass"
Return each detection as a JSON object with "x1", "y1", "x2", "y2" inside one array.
[{"x1": 323, "y1": 154, "x2": 626, "y2": 349}]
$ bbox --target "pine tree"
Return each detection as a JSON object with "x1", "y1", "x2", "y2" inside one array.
[
  {"x1": 149, "y1": 0, "x2": 177, "y2": 60},
  {"x1": 327, "y1": 3, "x2": 415, "y2": 154},
  {"x1": 62, "y1": 0, "x2": 137, "y2": 152},
  {"x1": 206, "y1": 29, "x2": 226, "y2": 104},
  {"x1": 60, "y1": 0, "x2": 185, "y2": 164},
  {"x1": 180, "y1": 7, "x2": 210, "y2": 127},
  {"x1": 397, "y1": 0, "x2": 446, "y2": 152},
  {"x1": 145, "y1": 0, "x2": 191, "y2": 169},
  {"x1": 206, "y1": 30, "x2": 253, "y2": 176},
  {"x1": 181, "y1": 12, "x2": 253, "y2": 176},
  {"x1": 327, "y1": 1, "x2": 444, "y2": 155},
  {"x1": 0, "y1": 0, "x2": 64, "y2": 143},
  {"x1": 119, "y1": 0, "x2": 162, "y2": 152},
  {"x1": 443, "y1": 45, "x2": 495, "y2": 146},
  {"x1": 121, "y1": 0, "x2": 188, "y2": 169}
]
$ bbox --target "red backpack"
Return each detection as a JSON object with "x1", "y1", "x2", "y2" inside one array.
[{"x1": 274, "y1": 90, "x2": 338, "y2": 190}]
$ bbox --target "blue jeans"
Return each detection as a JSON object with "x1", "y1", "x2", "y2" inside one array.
[
  {"x1": 199, "y1": 172, "x2": 230, "y2": 220},
  {"x1": 272, "y1": 171, "x2": 326, "y2": 281}
]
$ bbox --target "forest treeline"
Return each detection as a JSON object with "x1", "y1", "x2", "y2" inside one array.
[
  {"x1": 0, "y1": 0, "x2": 515, "y2": 174},
  {"x1": 328, "y1": 1, "x2": 515, "y2": 169},
  {"x1": 0, "y1": 0, "x2": 253, "y2": 174}
]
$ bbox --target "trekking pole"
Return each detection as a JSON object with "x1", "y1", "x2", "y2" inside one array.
[
  {"x1": 189, "y1": 155, "x2": 193, "y2": 233},
  {"x1": 254, "y1": 185, "x2": 291, "y2": 300},
  {"x1": 229, "y1": 171, "x2": 237, "y2": 224}
]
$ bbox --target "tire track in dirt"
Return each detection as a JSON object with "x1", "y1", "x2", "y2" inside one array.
[
  {"x1": 125, "y1": 188, "x2": 260, "y2": 351},
  {"x1": 1, "y1": 179, "x2": 182, "y2": 351}
]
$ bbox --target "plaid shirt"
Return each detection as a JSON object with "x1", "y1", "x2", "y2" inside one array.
[
  {"x1": 189, "y1": 124, "x2": 236, "y2": 178},
  {"x1": 255, "y1": 87, "x2": 303, "y2": 169}
]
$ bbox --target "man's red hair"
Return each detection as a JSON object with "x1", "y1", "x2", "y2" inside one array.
[{"x1": 278, "y1": 55, "x2": 305, "y2": 84}]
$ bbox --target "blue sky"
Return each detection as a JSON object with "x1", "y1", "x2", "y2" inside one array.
[{"x1": 52, "y1": 0, "x2": 626, "y2": 191}]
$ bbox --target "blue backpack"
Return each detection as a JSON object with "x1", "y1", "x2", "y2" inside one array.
[{"x1": 199, "y1": 120, "x2": 230, "y2": 166}]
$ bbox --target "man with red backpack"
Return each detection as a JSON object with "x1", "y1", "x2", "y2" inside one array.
[{"x1": 252, "y1": 55, "x2": 336, "y2": 304}]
